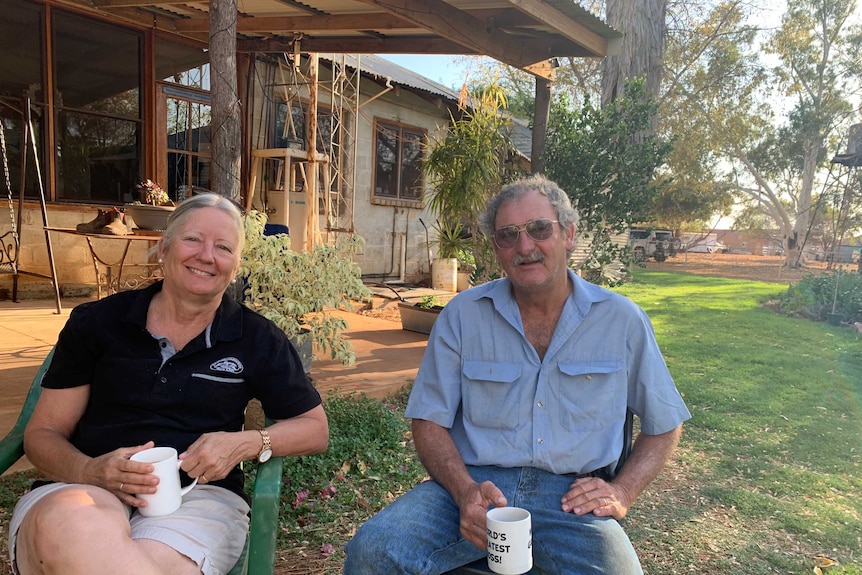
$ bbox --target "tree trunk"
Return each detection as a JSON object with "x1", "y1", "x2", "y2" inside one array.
[
  {"x1": 532, "y1": 76, "x2": 551, "y2": 174},
  {"x1": 601, "y1": 0, "x2": 667, "y2": 121},
  {"x1": 788, "y1": 137, "x2": 822, "y2": 267},
  {"x1": 209, "y1": 0, "x2": 241, "y2": 205}
]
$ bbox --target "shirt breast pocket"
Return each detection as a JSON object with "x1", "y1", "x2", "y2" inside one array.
[
  {"x1": 462, "y1": 360, "x2": 523, "y2": 430},
  {"x1": 187, "y1": 373, "x2": 249, "y2": 424},
  {"x1": 557, "y1": 361, "x2": 624, "y2": 432}
]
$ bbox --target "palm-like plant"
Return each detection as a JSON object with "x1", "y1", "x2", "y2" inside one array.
[{"x1": 423, "y1": 83, "x2": 521, "y2": 281}]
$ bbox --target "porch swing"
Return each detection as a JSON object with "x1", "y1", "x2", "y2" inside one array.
[{"x1": 0, "y1": 96, "x2": 61, "y2": 313}]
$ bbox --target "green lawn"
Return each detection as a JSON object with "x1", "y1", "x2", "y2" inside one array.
[
  {"x1": 1, "y1": 270, "x2": 860, "y2": 574},
  {"x1": 618, "y1": 271, "x2": 862, "y2": 575}
]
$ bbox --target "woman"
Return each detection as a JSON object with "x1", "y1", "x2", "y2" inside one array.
[{"x1": 8, "y1": 193, "x2": 328, "y2": 575}]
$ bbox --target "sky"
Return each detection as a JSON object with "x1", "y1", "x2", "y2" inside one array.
[
  {"x1": 380, "y1": 1, "x2": 861, "y2": 90},
  {"x1": 378, "y1": 54, "x2": 477, "y2": 90},
  {"x1": 381, "y1": 1, "x2": 861, "y2": 232}
]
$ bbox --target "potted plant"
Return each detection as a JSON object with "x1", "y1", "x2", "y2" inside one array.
[
  {"x1": 240, "y1": 210, "x2": 372, "y2": 367},
  {"x1": 454, "y1": 246, "x2": 475, "y2": 292},
  {"x1": 429, "y1": 221, "x2": 470, "y2": 292},
  {"x1": 126, "y1": 180, "x2": 176, "y2": 231},
  {"x1": 398, "y1": 294, "x2": 446, "y2": 335},
  {"x1": 423, "y1": 83, "x2": 518, "y2": 286}
]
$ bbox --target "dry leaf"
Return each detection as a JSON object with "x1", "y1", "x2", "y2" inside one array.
[{"x1": 814, "y1": 557, "x2": 835, "y2": 567}]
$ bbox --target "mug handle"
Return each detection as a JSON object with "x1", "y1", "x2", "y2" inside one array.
[{"x1": 176, "y1": 460, "x2": 199, "y2": 495}]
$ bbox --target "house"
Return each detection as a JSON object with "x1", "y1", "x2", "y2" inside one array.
[
  {"x1": 0, "y1": 0, "x2": 618, "y2": 299},
  {"x1": 714, "y1": 230, "x2": 783, "y2": 256}
]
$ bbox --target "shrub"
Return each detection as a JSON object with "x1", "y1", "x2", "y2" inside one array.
[
  {"x1": 240, "y1": 211, "x2": 371, "y2": 365},
  {"x1": 779, "y1": 270, "x2": 862, "y2": 323},
  {"x1": 249, "y1": 390, "x2": 426, "y2": 556}
]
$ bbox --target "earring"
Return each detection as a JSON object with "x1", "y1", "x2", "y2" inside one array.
[
  {"x1": 231, "y1": 278, "x2": 237, "y2": 284},
  {"x1": 158, "y1": 258, "x2": 164, "y2": 264}
]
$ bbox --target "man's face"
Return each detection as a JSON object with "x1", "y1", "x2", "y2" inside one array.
[{"x1": 492, "y1": 189, "x2": 574, "y2": 294}]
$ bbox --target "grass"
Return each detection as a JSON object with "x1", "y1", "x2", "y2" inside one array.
[
  {"x1": 617, "y1": 271, "x2": 862, "y2": 575},
  {"x1": 1, "y1": 270, "x2": 860, "y2": 574}
]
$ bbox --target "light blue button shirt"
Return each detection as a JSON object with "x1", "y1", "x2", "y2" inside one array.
[{"x1": 405, "y1": 269, "x2": 691, "y2": 476}]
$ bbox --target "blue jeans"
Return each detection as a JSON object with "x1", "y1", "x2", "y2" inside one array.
[{"x1": 344, "y1": 466, "x2": 643, "y2": 575}]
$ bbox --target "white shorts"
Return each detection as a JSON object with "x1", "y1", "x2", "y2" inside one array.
[{"x1": 8, "y1": 483, "x2": 250, "y2": 575}]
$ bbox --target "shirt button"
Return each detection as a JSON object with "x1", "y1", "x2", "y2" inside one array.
[
  {"x1": 586, "y1": 375, "x2": 592, "y2": 381},
  {"x1": 160, "y1": 377, "x2": 167, "y2": 383},
  {"x1": 537, "y1": 438, "x2": 544, "y2": 445},
  {"x1": 536, "y1": 401, "x2": 543, "y2": 408},
  {"x1": 161, "y1": 341, "x2": 167, "y2": 348}
]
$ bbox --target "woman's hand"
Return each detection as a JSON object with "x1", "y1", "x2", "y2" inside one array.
[
  {"x1": 179, "y1": 431, "x2": 254, "y2": 484},
  {"x1": 82, "y1": 441, "x2": 159, "y2": 507}
]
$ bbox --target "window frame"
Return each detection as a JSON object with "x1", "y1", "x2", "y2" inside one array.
[{"x1": 372, "y1": 118, "x2": 426, "y2": 208}]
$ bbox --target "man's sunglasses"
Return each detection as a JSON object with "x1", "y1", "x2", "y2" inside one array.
[{"x1": 492, "y1": 218, "x2": 560, "y2": 249}]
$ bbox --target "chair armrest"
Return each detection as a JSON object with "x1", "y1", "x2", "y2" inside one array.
[
  {"x1": 0, "y1": 427, "x2": 26, "y2": 475},
  {"x1": 245, "y1": 454, "x2": 284, "y2": 575},
  {"x1": 0, "y1": 347, "x2": 54, "y2": 474}
]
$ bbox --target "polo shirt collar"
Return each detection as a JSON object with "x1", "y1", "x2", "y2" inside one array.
[{"x1": 123, "y1": 281, "x2": 244, "y2": 344}]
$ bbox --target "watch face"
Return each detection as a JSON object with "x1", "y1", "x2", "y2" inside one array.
[{"x1": 259, "y1": 448, "x2": 273, "y2": 463}]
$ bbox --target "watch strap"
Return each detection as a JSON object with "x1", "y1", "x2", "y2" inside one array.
[{"x1": 257, "y1": 428, "x2": 272, "y2": 460}]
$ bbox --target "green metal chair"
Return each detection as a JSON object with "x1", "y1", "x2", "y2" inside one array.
[{"x1": 0, "y1": 347, "x2": 284, "y2": 575}]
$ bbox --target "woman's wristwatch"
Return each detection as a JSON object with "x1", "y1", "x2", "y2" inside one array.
[{"x1": 257, "y1": 428, "x2": 273, "y2": 463}]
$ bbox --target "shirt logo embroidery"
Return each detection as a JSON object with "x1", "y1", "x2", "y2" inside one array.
[{"x1": 210, "y1": 357, "x2": 244, "y2": 374}]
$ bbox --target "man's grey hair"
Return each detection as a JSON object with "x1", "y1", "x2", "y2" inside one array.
[{"x1": 479, "y1": 174, "x2": 579, "y2": 247}]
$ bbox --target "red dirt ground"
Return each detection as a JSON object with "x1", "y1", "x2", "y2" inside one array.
[{"x1": 642, "y1": 252, "x2": 836, "y2": 284}]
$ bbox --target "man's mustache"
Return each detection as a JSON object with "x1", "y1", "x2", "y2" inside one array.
[{"x1": 513, "y1": 253, "x2": 544, "y2": 266}]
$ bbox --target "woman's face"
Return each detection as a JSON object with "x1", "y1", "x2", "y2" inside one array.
[{"x1": 159, "y1": 206, "x2": 242, "y2": 301}]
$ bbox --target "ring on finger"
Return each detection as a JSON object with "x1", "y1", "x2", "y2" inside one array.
[
  {"x1": 119, "y1": 482, "x2": 125, "y2": 491},
  {"x1": 200, "y1": 475, "x2": 207, "y2": 483}
]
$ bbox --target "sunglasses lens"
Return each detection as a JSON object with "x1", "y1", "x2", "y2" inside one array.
[
  {"x1": 494, "y1": 227, "x2": 520, "y2": 248},
  {"x1": 526, "y1": 219, "x2": 555, "y2": 241}
]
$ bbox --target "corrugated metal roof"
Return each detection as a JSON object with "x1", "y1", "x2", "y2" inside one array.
[
  {"x1": 320, "y1": 54, "x2": 532, "y2": 160},
  {"x1": 321, "y1": 54, "x2": 462, "y2": 102}
]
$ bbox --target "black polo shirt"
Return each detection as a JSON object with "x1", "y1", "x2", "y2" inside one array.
[{"x1": 42, "y1": 281, "x2": 321, "y2": 499}]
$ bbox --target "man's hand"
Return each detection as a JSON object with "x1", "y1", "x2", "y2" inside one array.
[
  {"x1": 457, "y1": 481, "x2": 507, "y2": 549},
  {"x1": 560, "y1": 477, "x2": 632, "y2": 520}
]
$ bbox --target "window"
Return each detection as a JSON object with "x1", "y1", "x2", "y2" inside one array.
[
  {"x1": 373, "y1": 120, "x2": 424, "y2": 202},
  {"x1": 0, "y1": 0, "x2": 43, "y2": 200},
  {"x1": 273, "y1": 100, "x2": 335, "y2": 154},
  {"x1": 52, "y1": 10, "x2": 142, "y2": 203},
  {"x1": 163, "y1": 86, "x2": 211, "y2": 201},
  {"x1": 270, "y1": 100, "x2": 336, "y2": 200},
  {"x1": 156, "y1": 37, "x2": 210, "y2": 201}
]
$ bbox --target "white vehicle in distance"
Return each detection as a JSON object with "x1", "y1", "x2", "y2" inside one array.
[
  {"x1": 628, "y1": 228, "x2": 679, "y2": 262},
  {"x1": 684, "y1": 240, "x2": 728, "y2": 254}
]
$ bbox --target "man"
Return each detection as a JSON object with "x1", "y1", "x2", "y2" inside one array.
[{"x1": 344, "y1": 174, "x2": 690, "y2": 574}]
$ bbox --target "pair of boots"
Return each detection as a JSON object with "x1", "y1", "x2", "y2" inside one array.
[{"x1": 76, "y1": 208, "x2": 133, "y2": 235}]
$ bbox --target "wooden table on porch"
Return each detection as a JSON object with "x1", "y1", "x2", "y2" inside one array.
[{"x1": 45, "y1": 227, "x2": 163, "y2": 299}]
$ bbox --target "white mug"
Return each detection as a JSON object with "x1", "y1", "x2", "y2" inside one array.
[
  {"x1": 130, "y1": 446, "x2": 198, "y2": 517},
  {"x1": 486, "y1": 506, "x2": 532, "y2": 575}
]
